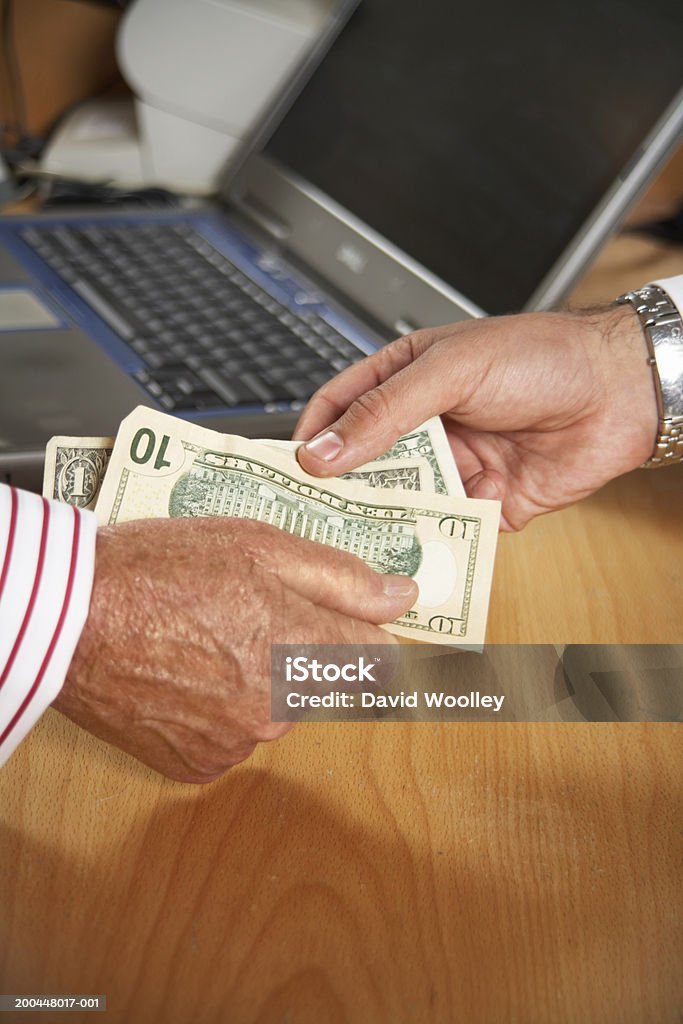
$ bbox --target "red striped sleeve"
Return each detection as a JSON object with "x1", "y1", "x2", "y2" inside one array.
[
  {"x1": 0, "y1": 506, "x2": 80, "y2": 747},
  {"x1": 0, "y1": 497, "x2": 50, "y2": 693},
  {"x1": 0, "y1": 484, "x2": 97, "y2": 767}
]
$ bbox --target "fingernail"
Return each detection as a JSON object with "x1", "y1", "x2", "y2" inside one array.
[
  {"x1": 382, "y1": 576, "x2": 418, "y2": 599},
  {"x1": 304, "y1": 430, "x2": 344, "y2": 462},
  {"x1": 470, "y1": 476, "x2": 499, "y2": 500}
]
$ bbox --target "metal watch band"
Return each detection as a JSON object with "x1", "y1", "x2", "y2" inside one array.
[{"x1": 615, "y1": 284, "x2": 683, "y2": 468}]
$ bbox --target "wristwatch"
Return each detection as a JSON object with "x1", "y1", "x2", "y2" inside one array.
[{"x1": 615, "y1": 283, "x2": 683, "y2": 468}]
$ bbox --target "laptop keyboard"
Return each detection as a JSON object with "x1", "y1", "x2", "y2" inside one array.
[{"x1": 20, "y1": 222, "x2": 366, "y2": 412}]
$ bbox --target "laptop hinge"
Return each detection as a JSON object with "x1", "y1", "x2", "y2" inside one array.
[{"x1": 232, "y1": 192, "x2": 292, "y2": 241}]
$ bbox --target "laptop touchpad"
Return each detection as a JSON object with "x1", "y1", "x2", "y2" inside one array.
[
  {"x1": 0, "y1": 320, "x2": 143, "y2": 451},
  {"x1": 0, "y1": 289, "x2": 61, "y2": 330}
]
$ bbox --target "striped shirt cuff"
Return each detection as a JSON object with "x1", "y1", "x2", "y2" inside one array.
[{"x1": 0, "y1": 484, "x2": 97, "y2": 766}]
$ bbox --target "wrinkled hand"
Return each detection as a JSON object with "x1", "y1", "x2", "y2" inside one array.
[
  {"x1": 294, "y1": 306, "x2": 658, "y2": 530},
  {"x1": 54, "y1": 518, "x2": 417, "y2": 783}
]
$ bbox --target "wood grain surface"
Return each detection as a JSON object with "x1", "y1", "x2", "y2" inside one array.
[
  {"x1": 0, "y1": 711, "x2": 680, "y2": 1024},
  {"x1": 1, "y1": 11, "x2": 682, "y2": 1023}
]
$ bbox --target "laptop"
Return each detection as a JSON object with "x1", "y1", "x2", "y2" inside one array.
[{"x1": 1, "y1": 0, "x2": 682, "y2": 491}]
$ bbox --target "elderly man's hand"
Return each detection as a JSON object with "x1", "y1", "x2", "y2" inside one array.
[{"x1": 53, "y1": 517, "x2": 416, "y2": 783}]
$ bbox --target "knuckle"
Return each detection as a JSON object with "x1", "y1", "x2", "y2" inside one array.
[
  {"x1": 235, "y1": 518, "x2": 288, "y2": 564},
  {"x1": 389, "y1": 333, "x2": 419, "y2": 363},
  {"x1": 377, "y1": 331, "x2": 425, "y2": 369},
  {"x1": 305, "y1": 382, "x2": 345, "y2": 420},
  {"x1": 348, "y1": 387, "x2": 392, "y2": 430}
]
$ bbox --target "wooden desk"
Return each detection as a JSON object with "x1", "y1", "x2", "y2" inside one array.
[{"x1": 1, "y1": 18, "x2": 682, "y2": 1017}]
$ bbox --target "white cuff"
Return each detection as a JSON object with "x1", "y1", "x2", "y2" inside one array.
[
  {"x1": 0, "y1": 484, "x2": 97, "y2": 766},
  {"x1": 652, "y1": 274, "x2": 683, "y2": 316}
]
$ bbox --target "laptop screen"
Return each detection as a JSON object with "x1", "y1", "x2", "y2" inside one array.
[{"x1": 265, "y1": 0, "x2": 683, "y2": 315}]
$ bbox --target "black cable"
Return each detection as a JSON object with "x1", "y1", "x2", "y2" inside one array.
[{"x1": 42, "y1": 178, "x2": 180, "y2": 209}]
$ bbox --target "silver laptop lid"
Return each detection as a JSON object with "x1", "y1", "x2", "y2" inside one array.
[{"x1": 228, "y1": 0, "x2": 683, "y2": 323}]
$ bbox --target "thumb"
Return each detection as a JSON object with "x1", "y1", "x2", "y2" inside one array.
[
  {"x1": 297, "y1": 353, "x2": 452, "y2": 476},
  {"x1": 269, "y1": 528, "x2": 419, "y2": 624}
]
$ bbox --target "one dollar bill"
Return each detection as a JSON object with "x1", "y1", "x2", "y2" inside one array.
[
  {"x1": 94, "y1": 407, "x2": 499, "y2": 645},
  {"x1": 43, "y1": 436, "x2": 114, "y2": 511}
]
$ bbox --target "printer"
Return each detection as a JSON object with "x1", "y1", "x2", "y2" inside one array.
[{"x1": 40, "y1": 0, "x2": 350, "y2": 194}]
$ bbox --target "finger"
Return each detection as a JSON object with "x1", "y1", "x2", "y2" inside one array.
[
  {"x1": 463, "y1": 470, "x2": 531, "y2": 532},
  {"x1": 293, "y1": 331, "x2": 437, "y2": 441},
  {"x1": 464, "y1": 469, "x2": 504, "y2": 503},
  {"x1": 296, "y1": 340, "x2": 467, "y2": 475},
  {"x1": 250, "y1": 524, "x2": 419, "y2": 624},
  {"x1": 283, "y1": 596, "x2": 399, "y2": 648}
]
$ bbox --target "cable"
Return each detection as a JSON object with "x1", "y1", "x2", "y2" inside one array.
[{"x1": 42, "y1": 177, "x2": 180, "y2": 209}]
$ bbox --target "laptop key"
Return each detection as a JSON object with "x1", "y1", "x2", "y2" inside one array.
[
  {"x1": 49, "y1": 263, "x2": 79, "y2": 284},
  {"x1": 240, "y1": 372, "x2": 275, "y2": 403},
  {"x1": 282, "y1": 378, "x2": 314, "y2": 400},
  {"x1": 130, "y1": 336, "x2": 156, "y2": 355},
  {"x1": 142, "y1": 352, "x2": 171, "y2": 370},
  {"x1": 336, "y1": 341, "x2": 365, "y2": 360},
  {"x1": 262, "y1": 366, "x2": 292, "y2": 383},
  {"x1": 197, "y1": 368, "x2": 241, "y2": 406},
  {"x1": 142, "y1": 380, "x2": 163, "y2": 398},
  {"x1": 175, "y1": 375, "x2": 203, "y2": 395},
  {"x1": 307, "y1": 370, "x2": 334, "y2": 389},
  {"x1": 173, "y1": 391, "x2": 225, "y2": 411},
  {"x1": 71, "y1": 279, "x2": 138, "y2": 340}
]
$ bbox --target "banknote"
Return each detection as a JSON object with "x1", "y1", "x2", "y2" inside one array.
[
  {"x1": 43, "y1": 436, "x2": 114, "y2": 511},
  {"x1": 259, "y1": 416, "x2": 465, "y2": 497},
  {"x1": 43, "y1": 438, "x2": 434, "y2": 503},
  {"x1": 337, "y1": 457, "x2": 434, "y2": 493},
  {"x1": 374, "y1": 418, "x2": 465, "y2": 497},
  {"x1": 44, "y1": 425, "x2": 441, "y2": 506},
  {"x1": 95, "y1": 407, "x2": 499, "y2": 645},
  {"x1": 261, "y1": 441, "x2": 437, "y2": 494}
]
